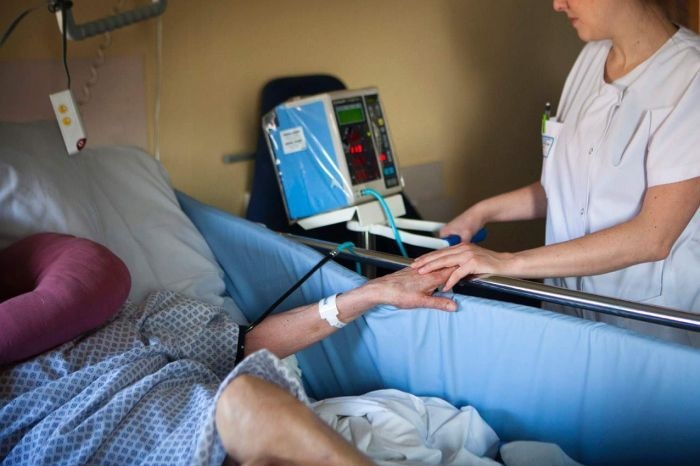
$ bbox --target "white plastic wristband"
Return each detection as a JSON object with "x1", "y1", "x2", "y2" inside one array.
[{"x1": 318, "y1": 293, "x2": 346, "y2": 329}]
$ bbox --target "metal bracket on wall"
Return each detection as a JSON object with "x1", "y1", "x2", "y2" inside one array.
[
  {"x1": 53, "y1": 0, "x2": 167, "y2": 41},
  {"x1": 222, "y1": 153, "x2": 255, "y2": 164}
]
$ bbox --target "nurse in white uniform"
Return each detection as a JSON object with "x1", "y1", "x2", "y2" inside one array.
[{"x1": 412, "y1": 0, "x2": 700, "y2": 346}]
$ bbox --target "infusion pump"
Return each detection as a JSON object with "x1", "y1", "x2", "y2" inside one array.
[{"x1": 263, "y1": 88, "x2": 404, "y2": 225}]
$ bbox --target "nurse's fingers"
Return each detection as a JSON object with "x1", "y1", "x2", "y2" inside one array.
[
  {"x1": 414, "y1": 247, "x2": 477, "y2": 274},
  {"x1": 416, "y1": 257, "x2": 468, "y2": 276},
  {"x1": 412, "y1": 247, "x2": 451, "y2": 266},
  {"x1": 438, "y1": 225, "x2": 468, "y2": 239},
  {"x1": 412, "y1": 244, "x2": 472, "y2": 267}
]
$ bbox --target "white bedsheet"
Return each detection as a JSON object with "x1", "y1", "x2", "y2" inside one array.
[{"x1": 312, "y1": 389, "x2": 500, "y2": 466}]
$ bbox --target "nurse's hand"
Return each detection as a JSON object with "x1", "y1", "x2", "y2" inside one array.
[
  {"x1": 439, "y1": 206, "x2": 485, "y2": 242},
  {"x1": 351, "y1": 266, "x2": 458, "y2": 313},
  {"x1": 411, "y1": 243, "x2": 514, "y2": 291}
]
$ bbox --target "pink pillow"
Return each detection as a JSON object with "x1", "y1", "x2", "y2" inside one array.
[{"x1": 0, "y1": 233, "x2": 130, "y2": 365}]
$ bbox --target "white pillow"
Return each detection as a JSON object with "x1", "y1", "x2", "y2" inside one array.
[
  {"x1": 0, "y1": 121, "x2": 103, "y2": 250},
  {"x1": 0, "y1": 121, "x2": 245, "y2": 323},
  {"x1": 79, "y1": 145, "x2": 235, "y2": 307}
]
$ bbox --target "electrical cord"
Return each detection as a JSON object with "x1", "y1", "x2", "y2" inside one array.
[
  {"x1": 77, "y1": 0, "x2": 127, "y2": 107},
  {"x1": 0, "y1": 1, "x2": 51, "y2": 48},
  {"x1": 234, "y1": 242, "x2": 355, "y2": 365},
  {"x1": 243, "y1": 242, "x2": 356, "y2": 334},
  {"x1": 154, "y1": 14, "x2": 163, "y2": 161},
  {"x1": 47, "y1": 0, "x2": 73, "y2": 89},
  {"x1": 361, "y1": 188, "x2": 409, "y2": 258},
  {"x1": 61, "y1": 2, "x2": 70, "y2": 88}
]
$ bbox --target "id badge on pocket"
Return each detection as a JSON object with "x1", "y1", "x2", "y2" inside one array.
[{"x1": 542, "y1": 120, "x2": 563, "y2": 158}]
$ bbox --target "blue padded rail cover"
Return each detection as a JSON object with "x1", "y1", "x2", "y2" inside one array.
[{"x1": 178, "y1": 191, "x2": 700, "y2": 466}]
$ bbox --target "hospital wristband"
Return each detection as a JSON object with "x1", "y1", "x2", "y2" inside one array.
[{"x1": 318, "y1": 293, "x2": 346, "y2": 329}]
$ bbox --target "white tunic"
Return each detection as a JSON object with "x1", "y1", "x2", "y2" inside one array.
[{"x1": 541, "y1": 28, "x2": 700, "y2": 345}]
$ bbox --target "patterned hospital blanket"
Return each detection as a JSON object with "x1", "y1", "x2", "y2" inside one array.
[{"x1": 0, "y1": 291, "x2": 306, "y2": 466}]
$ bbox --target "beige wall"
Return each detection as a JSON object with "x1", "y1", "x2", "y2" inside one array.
[{"x1": 1, "y1": 0, "x2": 582, "y2": 252}]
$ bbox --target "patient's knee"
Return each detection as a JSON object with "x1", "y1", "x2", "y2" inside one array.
[
  {"x1": 217, "y1": 374, "x2": 259, "y2": 424},
  {"x1": 241, "y1": 457, "x2": 300, "y2": 466}
]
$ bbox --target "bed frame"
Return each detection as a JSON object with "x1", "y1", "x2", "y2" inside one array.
[
  {"x1": 178, "y1": 191, "x2": 700, "y2": 466},
  {"x1": 290, "y1": 234, "x2": 700, "y2": 332}
]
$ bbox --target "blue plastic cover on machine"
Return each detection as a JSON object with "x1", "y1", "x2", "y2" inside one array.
[
  {"x1": 178, "y1": 191, "x2": 700, "y2": 466},
  {"x1": 265, "y1": 100, "x2": 352, "y2": 220},
  {"x1": 264, "y1": 88, "x2": 404, "y2": 225}
]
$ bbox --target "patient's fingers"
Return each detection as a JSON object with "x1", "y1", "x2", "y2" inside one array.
[
  {"x1": 376, "y1": 267, "x2": 457, "y2": 311},
  {"x1": 420, "y1": 295, "x2": 458, "y2": 311},
  {"x1": 407, "y1": 268, "x2": 457, "y2": 310}
]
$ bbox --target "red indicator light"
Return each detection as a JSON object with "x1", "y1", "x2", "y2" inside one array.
[
  {"x1": 379, "y1": 153, "x2": 387, "y2": 162},
  {"x1": 349, "y1": 144, "x2": 363, "y2": 154}
]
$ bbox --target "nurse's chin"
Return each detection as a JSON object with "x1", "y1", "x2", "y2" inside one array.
[{"x1": 571, "y1": 25, "x2": 608, "y2": 43}]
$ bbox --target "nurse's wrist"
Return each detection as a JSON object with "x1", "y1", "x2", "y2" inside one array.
[
  {"x1": 504, "y1": 251, "x2": 528, "y2": 277},
  {"x1": 471, "y1": 199, "x2": 494, "y2": 225}
]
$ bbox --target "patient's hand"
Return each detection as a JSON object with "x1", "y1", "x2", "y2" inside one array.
[
  {"x1": 245, "y1": 267, "x2": 457, "y2": 359},
  {"x1": 339, "y1": 267, "x2": 457, "y2": 319}
]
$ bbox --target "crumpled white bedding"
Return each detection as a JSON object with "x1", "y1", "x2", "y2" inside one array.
[{"x1": 312, "y1": 389, "x2": 501, "y2": 466}]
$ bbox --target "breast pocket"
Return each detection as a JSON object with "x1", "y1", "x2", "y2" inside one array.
[
  {"x1": 611, "y1": 106, "x2": 673, "y2": 167},
  {"x1": 542, "y1": 120, "x2": 564, "y2": 159}
]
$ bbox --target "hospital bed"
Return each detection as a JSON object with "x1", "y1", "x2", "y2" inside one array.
[{"x1": 1, "y1": 121, "x2": 700, "y2": 465}]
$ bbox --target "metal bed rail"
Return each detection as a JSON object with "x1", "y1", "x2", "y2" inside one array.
[{"x1": 287, "y1": 234, "x2": 700, "y2": 332}]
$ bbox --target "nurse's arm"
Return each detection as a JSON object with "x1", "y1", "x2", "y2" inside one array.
[
  {"x1": 414, "y1": 177, "x2": 699, "y2": 288},
  {"x1": 510, "y1": 176, "x2": 700, "y2": 278},
  {"x1": 440, "y1": 181, "x2": 547, "y2": 239}
]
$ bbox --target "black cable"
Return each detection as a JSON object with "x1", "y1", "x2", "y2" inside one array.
[
  {"x1": 1, "y1": 2, "x2": 72, "y2": 89},
  {"x1": 59, "y1": 1, "x2": 72, "y2": 89},
  {"x1": 244, "y1": 250, "x2": 339, "y2": 334},
  {"x1": 0, "y1": 3, "x2": 47, "y2": 47},
  {"x1": 234, "y1": 325, "x2": 247, "y2": 365},
  {"x1": 46, "y1": 1, "x2": 72, "y2": 89}
]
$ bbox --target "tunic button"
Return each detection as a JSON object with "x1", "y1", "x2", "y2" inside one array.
[
  {"x1": 579, "y1": 208, "x2": 585, "y2": 215},
  {"x1": 588, "y1": 147, "x2": 594, "y2": 155}
]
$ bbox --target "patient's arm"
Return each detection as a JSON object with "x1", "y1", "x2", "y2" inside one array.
[
  {"x1": 216, "y1": 374, "x2": 374, "y2": 466},
  {"x1": 244, "y1": 267, "x2": 456, "y2": 358}
]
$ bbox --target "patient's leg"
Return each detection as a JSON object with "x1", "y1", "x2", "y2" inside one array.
[{"x1": 216, "y1": 374, "x2": 373, "y2": 466}]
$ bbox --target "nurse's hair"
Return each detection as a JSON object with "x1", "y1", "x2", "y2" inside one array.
[{"x1": 643, "y1": 0, "x2": 690, "y2": 27}]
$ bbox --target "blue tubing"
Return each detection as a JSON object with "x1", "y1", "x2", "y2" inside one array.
[{"x1": 360, "y1": 188, "x2": 409, "y2": 258}]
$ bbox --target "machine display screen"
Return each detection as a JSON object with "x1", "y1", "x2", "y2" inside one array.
[
  {"x1": 334, "y1": 97, "x2": 382, "y2": 186},
  {"x1": 335, "y1": 104, "x2": 365, "y2": 125}
]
